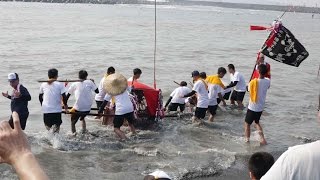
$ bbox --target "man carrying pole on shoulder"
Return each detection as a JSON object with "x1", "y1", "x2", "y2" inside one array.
[
  {"x1": 39, "y1": 68, "x2": 68, "y2": 133},
  {"x1": 66, "y1": 70, "x2": 99, "y2": 135}
]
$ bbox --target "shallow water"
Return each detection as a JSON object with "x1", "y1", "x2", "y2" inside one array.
[{"x1": 0, "y1": 2, "x2": 319, "y2": 179}]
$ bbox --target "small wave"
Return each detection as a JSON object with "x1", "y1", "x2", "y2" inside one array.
[
  {"x1": 176, "y1": 166, "x2": 219, "y2": 180},
  {"x1": 123, "y1": 147, "x2": 160, "y2": 157},
  {"x1": 28, "y1": 130, "x2": 125, "y2": 151},
  {"x1": 291, "y1": 135, "x2": 317, "y2": 143}
]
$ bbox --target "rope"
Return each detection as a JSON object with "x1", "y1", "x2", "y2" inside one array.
[{"x1": 153, "y1": 0, "x2": 157, "y2": 89}]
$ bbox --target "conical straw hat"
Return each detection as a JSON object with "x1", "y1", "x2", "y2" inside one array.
[{"x1": 103, "y1": 73, "x2": 128, "y2": 96}]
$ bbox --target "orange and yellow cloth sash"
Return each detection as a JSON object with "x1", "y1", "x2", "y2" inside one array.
[
  {"x1": 205, "y1": 75, "x2": 225, "y2": 88},
  {"x1": 249, "y1": 79, "x2": 259, "y2": 103}
]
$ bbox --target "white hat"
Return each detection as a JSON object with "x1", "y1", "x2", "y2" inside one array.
[
  {"x1": 8, "y1": 73, "x2": 18, "y2": 82},
  {"x1": 149, "y1": 170, "x2": 171, "y2": 180},
  {"x1": 103, "y1": 73, "x2": 128, "y2": 96}
]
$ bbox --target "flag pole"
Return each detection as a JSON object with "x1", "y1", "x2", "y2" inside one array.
[{"x1": 153, "y1": 0, "x2": 157, "y2": 89}]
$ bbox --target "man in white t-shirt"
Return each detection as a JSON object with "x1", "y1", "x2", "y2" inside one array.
[
  {"x1": 98, "y1": 91, "x2": 136, "y2": 140},
  {"x1": 98, "y1": 73, "x2": 136, "y2": 140},
  {"x1": 245, "y1": 64, "x2": 270, "y2": 145},
  {"x1": 128, "y1": 68, "x2": 142, "y2": 83},
  {"x1": 183, "y1": 70, "x2": 209, "y2": 124},
  {"x1": 261, "y1": 140, "x2": 320, "y2": 180},
  {"x1": 225, "y1": 64, "x2": 246, "y2": 109},
  {"x1": 95, "y1": 67, "x2": 115, "y2": 109},
  {"x1": 164, "y1": 81, "x2": 191, "y2": 113},
  {"x1": 66, "y1": 70, "x2": 99, "y2": 134},
  {"x1": 207, "y1": 67, "x2": 227, "y2": 122},
  {"x1": 39, "y1": 68, "x2": 68, "y2": 133}
]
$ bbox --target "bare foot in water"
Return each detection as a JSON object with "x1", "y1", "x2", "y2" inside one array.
[{"x1": 258, "y1": 131, "x2": 267, "y2": 145}]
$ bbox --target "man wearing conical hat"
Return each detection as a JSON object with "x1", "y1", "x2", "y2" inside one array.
[{"x1": 98, "y1": 73, "x2": 136, "y2": 140}]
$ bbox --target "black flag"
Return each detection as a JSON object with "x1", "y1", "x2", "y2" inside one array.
[{"x1": 261, "y1": 25, "x2": 309, "y2": 67}]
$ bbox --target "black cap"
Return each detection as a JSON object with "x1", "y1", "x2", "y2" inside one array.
[
  {"x1": 180, "y1": 81, "x2": 187, "y2": 86},
  {"x1": 191, "y1": 70, "x2": 200, "y2": 77}
]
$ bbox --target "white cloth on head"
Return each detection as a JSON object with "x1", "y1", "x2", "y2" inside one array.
[
  {"x1": 208, "y1": 84, "x2": 223, "y2": 106},
  {"x1": 67, "y1": 80, "x2": 97, "y2": 112},
  {"x1": 261, "y1": 140, "x2": 320, "y2": 180},
  {"x1": 95, "y1": 77, "x2": 106, "y2": 101},
  {"x1": 248, "y1": 78, "x2": 270, "y2": 112},
  {"x1": 230, "y1": 71, "x2": 246, "y2": 92},
  {"x1": 39, "y1": 81, "x2": 66, "y2": 113},
  {"x1": 149, "y1": 170, "x2": 171, "y2": 180},
  {"x1": 192, "y1": 80, "x2": 209, "y2": 108},
  {"x1": 170, "y1": 86, "x2": 192, "y2": 104},
  {"x1": 103, "y1": 91, "x2": 133, "y2": 115}
]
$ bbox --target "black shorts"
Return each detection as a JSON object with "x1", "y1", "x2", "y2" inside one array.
[
  {"x1": 44, "y1": 113, "x2": 62, "y2": 128},
  {"x1": 231, "y1": 91, "x2": 246, "y2": 102},
  {"x1": 114, "y1": 112, "x2": 135, "y2": 129},
  {"x1": 195, "y1": 107, "x2": 207, "y2": 119},
  {"x1": 9, "y1": 112, "x2": 29, "y2": 130},
  {"x1": 217, "y1": 91, "x2": 232, "y2": 104},
  {"x1": 71, "y1": 111, "x2": 90, "y2": 124},
  {"x1": 208, "y1": 105, "x2": 218, "y2": 115},
  {"x1": 168, "y1": 103, "x2": 185, "y2": 112},
  {"x1": 245, "y1": 109, "x2": 263, "y2": 125},
  {"x1": 96, "y1": 101, "x2": 103, "y2": 109}
]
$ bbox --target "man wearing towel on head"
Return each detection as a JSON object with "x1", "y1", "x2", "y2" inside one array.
[
  {"x1": 98, "y1": 73, "x2": 136, "y2": 140},
  {"x1": 244, "y1": 64, "x2": 270, "y2": 145}
]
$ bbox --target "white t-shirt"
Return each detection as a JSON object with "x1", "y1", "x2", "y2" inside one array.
[
  {"x1": 104, "y1": 91, "x2": 133, "y2": 115},
  {"x1": 67, "y1": 80, "x2": 97, "y2": 112},
  {"x1": 170, "y1": 86, "x2": 192, "y2": 104},
  {"x1": 261, "y1": 140, "x2": 320, "y2": 180},
  {"x1": 248, "y1": 78, "x2": 270, "y2": 112},
  {"x1": 95, "y1": 77, "x2": 106, "y2": 101},
  {"x1": 230, "y1": 71, "x2": 246, "y2": 92},
  {"x1": 39, "y1": 81, "x2": 66, "y2": 113},
  {"x1": 208, "y1": 84, "x2": 223, "y2": 106},
  {"x1": 193, "y1": 80, "x2": 209, "y2": 108}
]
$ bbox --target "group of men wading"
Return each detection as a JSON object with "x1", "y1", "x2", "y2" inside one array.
[{"x1": 2, "y1": 54, "x2": 274, "y2": 143}]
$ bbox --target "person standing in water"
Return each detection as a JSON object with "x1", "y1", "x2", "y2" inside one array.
[
  {"x1": 39, "y1": 68, "x2": 68, "y2": 133},
  {"x1": 98, "y1": 73, "x2": 136, "y2": 140},
  {"x1": 251, "y1": 53, "x2": 271, "y2": 80},
  {"x1": 95, "y1": 66, "x2": 115, "y2": 109},
  {"x1": 225, "y1": 64, "x2": 247, "y2": 109},
  {"x1": 244, "y1": 64, "x2": 270, "y2": 145},
  {"x1": 128, "y1": 68, "x2": 142, "y2": 83},
  {"x1": 183, "y1": 70, "x2": 209, "y2": 124},
  {"x1": 66, "y1": 70, "x2": 99, "y2": 135},
  {"x1": 164, "y1": 81, "x2": 191, "y2": 113},
  {"x1": 206, "y1": 67, "x2": 227, "y2": 122},
  {"x1": 2, "y1": 73, "x2": 31, "y2": 130}
]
